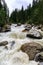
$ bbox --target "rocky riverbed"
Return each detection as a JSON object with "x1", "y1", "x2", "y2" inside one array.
[{"x1": 0, "y1": 24, "x2": 43, "y2": 65}]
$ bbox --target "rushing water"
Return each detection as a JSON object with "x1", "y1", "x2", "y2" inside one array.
[{"x1": 0, "y1": 24, "x2": 43, "y2": 65}]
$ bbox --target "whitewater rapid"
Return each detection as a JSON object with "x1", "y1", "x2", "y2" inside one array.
[{"x1": 0, "y1": 24, "x2": 43, "y2": 65}]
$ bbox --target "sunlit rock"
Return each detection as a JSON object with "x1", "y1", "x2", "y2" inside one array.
[
  {"x1": 21, "y1": 42, "x2": 43, "y2": 60},
  {"x1": 26, "y1": 29, "x2": 42, "y2": 39}
]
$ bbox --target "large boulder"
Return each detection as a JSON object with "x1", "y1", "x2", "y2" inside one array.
[
  {"x1": 35, "y1": 52, "x2": 43, "y2": 62},
  {"x1": 0, "y1": 41, "x2": 8, "y2": 46},
  {"x1": 21, "y1": 42, "x2": 43, "y2": 60},
  {"x1": 26, "y1": 29, "x2": 42, "y2": 39}
]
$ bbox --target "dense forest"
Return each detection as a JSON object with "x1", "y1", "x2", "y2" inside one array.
[
  {"x1": 0, "y1": 0, "x2": 9, "y2": 26},
  {"x1": 0, "y1": 0, "x2": 43, "y2": 25}
]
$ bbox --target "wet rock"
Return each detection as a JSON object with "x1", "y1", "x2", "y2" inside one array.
[
  {"x1": 22, "y1": 29, "x2": 29, "y2": 32},
  {"x1": 0, "y1": 41, "x2": 8, "y2": 46},
  {"x1": 17, "y1": 23, "x2": 21, "y2": 26},
  {"x1": 21, "y1": 42, "x2": 43, "y2": 60},
  {"x1": 37, "y1": 25, "x2": 42, "y2": 29},
  {"x1": 37, "y1": 26, "x2": 41, "y2": 29},
  {"x1": 35, "y1": 52, "x2": 43, "y2": 62},
  {"x1": 4, "y1": 46, "x2": 8, "y2": 50},
  {"x1": 25, "y1": 24, "x2": 32, "y2": 31},
  {"x1": 11, "y1": 41, "x2": 15, "y2": 47},
  {"x1": 41, "y1": 27, "x2": 43, "y2": 31},
  {"x1": 10, "y1": 41, "x2": 15, "y2": 49},
  {"x1": 26, "y1": 29, "x2": 42, "y2": 39},
  {"x1": 2, "y1": 24, "x2": 11, "y2": 32}
]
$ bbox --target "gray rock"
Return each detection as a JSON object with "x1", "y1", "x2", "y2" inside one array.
[
  {"x1": 26, "y1": 29, "x2": 42, "y2": 39},
  {"x1": 17, "y1": 23, "x2": 21, "y2": 26},
  {"x1": 35, "y1": 52, "x2": 43, "y2": 62},
  {"x1": 25, "y1": 24, "x2": 32, "y2": 31},
  {"x1": 10, "y1": 41, "x2": 15, "y2": 49},
  {"x1": 0, "y1": 41, "x2": 8, "y2": 46}
]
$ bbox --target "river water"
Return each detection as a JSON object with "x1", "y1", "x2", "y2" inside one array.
[{"x1": 0, "y1": 24, "x2": 43, "y2": 65}]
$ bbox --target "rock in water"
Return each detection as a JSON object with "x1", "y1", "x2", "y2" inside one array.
[
  {"x1": 17, "y1": 23, "x2": 21, "y2": 26},
  {"x1": 41, "y1": 27, "x2": 43, "y2": 31},
  {"x1": 25, "y1": 24, "x2": 32, "y2": 31},
  {"x1": 10, "y1": 41, "x2": 15, "y2": 49},
  {"x1": 22, "y1": 29, "x2": 29, "y2": 32},
  {"x1": 21, "y1": 42, "x2": 43, "y2": 60},
  {"x1": 26, "y1": 29, "x2": 42, "y2": 39},
  {"x1": 0, "y1": 41, "x2": 8, "y2": 46},
  {"x1": 2, "y1": 24, "x2": 11, "y2": 32},
  {"x1": 4, "y1": 46, "x2": 8, "y2": 50},
  {"x1": 35, "y1": 52, "x2": 43, "y2": 62}
]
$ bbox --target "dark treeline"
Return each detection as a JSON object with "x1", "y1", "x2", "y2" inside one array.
[
  {"x1": 0, "y1": 0, "x2": 9, "y2": 26},
  {"x1": 10, "y1": 0, "x2": 43, "y2": 25},
  {"x1": 0, "y1": 0, "x2": 43, "y2": 26}
]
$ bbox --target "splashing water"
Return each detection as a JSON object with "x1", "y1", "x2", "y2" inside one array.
[{"x1": 0, "y1": 24, "x2": 43, "y2": 65}]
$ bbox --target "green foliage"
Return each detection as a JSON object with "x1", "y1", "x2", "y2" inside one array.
[
  {"x1": 10, "y1": 0, "x2": 43, "y2": 25},
  {"x1": 31, "y1": 0, "x2": 43, "y2": 24},
  {"x1": 0, "y1": 0, "x2": 9, "y2": 26},
  {"x1": 0, "y1": 8, "x2": 6, "y2": 25},
  {"x1": 10, "y1": 9, "x2": 18, "y2": 23},
  {"x1": 0, "y1": 1, "x2": 2, "y2": 9},
  {"x1": 0, "y1": 0, "x2": 43, "y2": 25}
]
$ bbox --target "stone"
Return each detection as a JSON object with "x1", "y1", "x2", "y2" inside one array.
[
  {"x1": 37, "y1": 25, "x2": 42, "y2": 29},
  {"x1": 4, "y1": 46, "x2": 8, "y2": 50},
  {"x1": 21, "y1": 42, "x2": 43, "y2": 60},
  {"x1": 10, "y1": 41, "x2": 15, "y2": 49},
  {"x1": 25, "y1": 24, "x2": 32, "y2": 31},
  {"x1": 17, "y1": 23, "x2": 21, "y2": 26},
  {"x1": 41, "y1": 27, "x2": 43, "y2": 31},
  {"x1": 11, "y1": 41, "x2": 15, "y2": 46},
  {"x1": 26, "y1": 29, "x2": 42, "y2": 39},
  {"x1": 35, "y1": 52, "x2": 43, "y2": 62},
  {"x1": 0, "y1": 41, "x2": 8, "y2": 46},
  {"x1": 22, "y1": 29, "x2": 29, "y2": 32},
  {"x1": 2, "y1": 24, "x2": 11, "y2": 32}
]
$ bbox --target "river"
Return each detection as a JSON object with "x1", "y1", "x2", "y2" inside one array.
[{"x1": 0, "y1": 24, "x2": 43, "y2": 65}]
